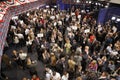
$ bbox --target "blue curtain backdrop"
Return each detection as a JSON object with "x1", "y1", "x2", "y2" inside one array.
[
  {"x1": 98, "y1": 7, "x2": 120, "y2": 24},
  {"x1": 57, "y1": 0, "x2": 64, "y2": 10},
  {"x1": 97, "y1": 8, "x2": 108, "y2": 25},
  {"x1": 57, "y1": 0, "x2": 71, "y2": 10},
  {"x1": 98, "y1": 7, "x2": 120, "y2": 31}
]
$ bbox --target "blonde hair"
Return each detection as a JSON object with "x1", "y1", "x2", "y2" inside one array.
[{"x1": 76, "y1": 76, "x2": 82, "y2": 80}]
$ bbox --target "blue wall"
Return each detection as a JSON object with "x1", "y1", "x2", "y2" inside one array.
[
  {"x1": 97, "y1": 8, "x2": 108, "y2": 24},
  {"x1": 57, "y1": 0, "x2": 75, "y2": 10},
  {"x1": 98, "y1": 7, "x2": 120, "y2": 31}
]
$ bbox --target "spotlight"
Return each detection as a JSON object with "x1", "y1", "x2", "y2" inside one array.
[
  {"x1": 111, "y1": 17, "x2": 116, "y2": 20},
  {"x1": 76, "y1": 0, "x2": 80, "y2": 3},
  {"x1": 105, "y1": 5, "x2": 109, "y2": 8},
  {"x1": 86, "y1": 1, "x2": 89, "y2": 3},
  {"x1": 95, "y1": 3, "x2": 98, "y2": 5},
  {"x1": 89, "y1": 1, "x2": 92, "y2": 4},
  {"x1": 54, "y1": 5, "x2": 57, "y2": 8},
  {"x1": 116, "y1": 18, "x2": 120, "y2": 22}
]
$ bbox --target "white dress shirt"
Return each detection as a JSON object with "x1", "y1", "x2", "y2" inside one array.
[
  {"x1": 61, "y1": 73, "x2": 69, "y2": 80},
  {"x1": 52, "y1": 72, "x2": 61, "y2": 80},
  {"x1": 45, "y1": 73, "x2": 51, "y2": 80}
]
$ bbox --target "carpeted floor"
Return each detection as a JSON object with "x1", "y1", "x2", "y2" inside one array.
[{"x1": 1, "y1": 46, "x2": 45, "y2": 80}]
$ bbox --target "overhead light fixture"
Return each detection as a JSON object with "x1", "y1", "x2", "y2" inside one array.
[
  {"x1": 111, "y1": 16, "x2": 116, "y2": 20},
  {"x1": 76, "y1": 0, "x2": 80, "y2": 3},
  {"x1": 95, "y1": 3, "x2": 98, "y2": 5},
  {"x1": 105, "y1": 5, "x2": 109, "y2": 8},
  {"x1": 116, "y1": 18, "x2": 120, "y2": 22},
  {"x1": 86, "y1": 1, "x2": 89, "y2": 3},
  {"x1": 89, "y1": 1, "x2": 92, "y2": 4},
  {"x1": 54, "y1": 5, "x2": 57, "y2": 8}
]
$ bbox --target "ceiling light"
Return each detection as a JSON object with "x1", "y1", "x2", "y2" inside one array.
[
  {"x1": 76, "y1": 0, "x2": 80, "y2": 3},
  {"x1": 105, "y1": 5, "x2": 109, "y2": 8},
  {"x1": 116, "y1": 18, "x2": 120, "y2": 22},
  {"x1": 111, "y1": 17, "x2": 116, "y2": 20},
  {"x1": 89, "y1": 1, "x2": 92, "y2": 4},
  {"x1": 54, "y1": 5, "x2": 57, "y2": 8},
  {"x1": 86, "y1": 1, "x2": 89, "y2": 3},
  {"x1": 95, "y1": 3, "x2": 98, "y2": 5}
]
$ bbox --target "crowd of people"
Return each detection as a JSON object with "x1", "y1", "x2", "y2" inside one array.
[{"x1": 2, "y1": 5, "x2": 120, "y2": 80}]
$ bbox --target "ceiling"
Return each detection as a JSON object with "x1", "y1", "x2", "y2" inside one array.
[{"x1": 99, "y1": 0, "x2": 120, "y2": 4}]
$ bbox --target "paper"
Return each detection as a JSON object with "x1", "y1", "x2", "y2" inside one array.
[
  {"x1": 37, "y1": 33, "x2": 43, "y2": 37},
  {"x1": 19, "y1": 20, "x2": 24, "y2": 24},
  {"x1": 11, "y1": 25, "x2": 16, "y2": 29},
  {"x1": 84, "y1": 29, "x2": 90, "y2": 33},
  {"x1": 98, "y1": 27, "x2": 102, "y2": 32},
  {"x1": 26, "y1": 41, "x2": 32, "y2": 45},
  {"x1": 12, "y1": 16, "x2": 18, "y2": 20},
  {"x1": 44, "y1": 10, "x2": 47, "y2": 13},
  {"x1": 50, "y1": 16, "x2": 55, "y2": 20},
  {"x1": 67, "y1": 27, "x2": 71, "y2": 31},
  {"x1": 71, "y1": 13, "x2": 75, "y2": 16}
]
